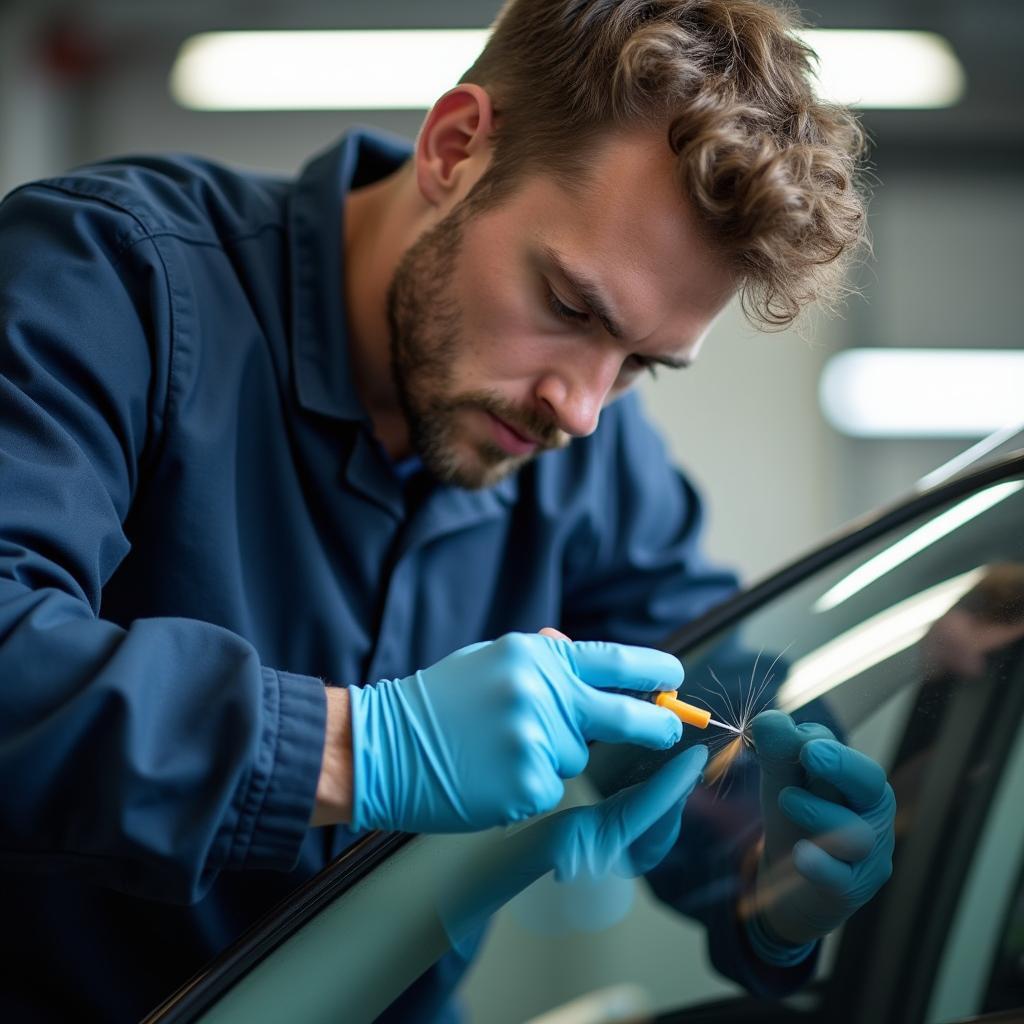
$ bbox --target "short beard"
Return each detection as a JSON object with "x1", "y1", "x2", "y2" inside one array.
[{"x1": 386, "y1": 196, "x2": 564, "y2": 490}]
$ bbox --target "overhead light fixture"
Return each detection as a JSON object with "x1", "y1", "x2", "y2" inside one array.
[
  {"x1": 777, "y1": 567, "x2": 984, "y2": 713},
  {"x1": 815, "y1": 481, "x2": 1024, "y2": 612},
  {"x1": 802, "y1": 30, "x2": 965, "y2": 109},
  {"x1": 821, "y1": 349, "x2": 1024, "y2": 439},
  {"x1": 169, "y1": 29, "x2": 964, "y2": 112},
  {"x1": 169, "y1": 30, "x2": 489, "y2": 111}
]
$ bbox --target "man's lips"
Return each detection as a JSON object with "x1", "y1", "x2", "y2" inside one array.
[{"x1": 486, "y1": 412, "x2": 541, "y2": 456}]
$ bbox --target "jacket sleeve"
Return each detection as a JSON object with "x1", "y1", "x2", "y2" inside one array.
[{"x1": 0, "y1": 183, "x2": 326, "y2": 905}]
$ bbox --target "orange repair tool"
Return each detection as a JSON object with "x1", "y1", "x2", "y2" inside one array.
[{"x1": 654, "y1": 690, "x2": 713, "y2": 729}]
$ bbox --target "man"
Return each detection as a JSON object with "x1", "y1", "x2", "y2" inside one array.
[{"x1": 0, "y1": 0, "x2": 894, "y2": 1020}]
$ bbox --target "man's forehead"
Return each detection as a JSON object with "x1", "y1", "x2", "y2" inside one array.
[
  {"x1": 523, "y1": 136, "x2": 687, "y2": 242},
  {"x1": 521, "y1": 136, "x2": 732, "y2": 292}
]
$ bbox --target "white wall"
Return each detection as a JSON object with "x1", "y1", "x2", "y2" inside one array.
[
  {"x1": 830, "y1": 170, "x2": 1024, "y2": 522},
  {"x1": 642, "y1": 167, "x2": 1024, "y2": 584},
  {"x1": 640, "y1": 301, "x2": 849, "y2": 583},
  {"x1": 0, "y1": 7, "x2": 77, "y2": 197}
]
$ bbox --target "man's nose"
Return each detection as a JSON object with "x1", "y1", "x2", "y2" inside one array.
[{"x1": 534, "y1": 355, "x2": 621, "y2": 438}]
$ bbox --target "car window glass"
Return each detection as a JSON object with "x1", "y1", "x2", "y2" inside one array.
[
  {"x1": 184, "y1": 469, "x2": 1024, "y2": 1024},
  {"x1": 462, "y1": 475, "x2": 1024, "y2": 1023},
  {"x1": 981, "y1": 856, "x2": 1024, "y2": 1014},
  {"x1": 925, "y1": 716, "x2": 1024, "y2": 1021}
]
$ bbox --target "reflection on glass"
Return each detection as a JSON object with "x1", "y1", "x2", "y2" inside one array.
[
  {"x1": 455, "y1": 475, "x2": 1024, "y2": 1024},
  {"x1": 188, "y1": 470, "x2": 1024, "y2": 1024},
  {"x1": 780, "y1": 567, "x2": 986, "y2": 712},
  {"x1": 440, "y1": 746, "x2": 707, "y2": 957},
  {"x1": 814, "y1": 481, "x2": 1023, "y2": 612}
]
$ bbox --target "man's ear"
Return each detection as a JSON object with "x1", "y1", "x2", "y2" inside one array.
[{"x1": 414, "y1": 84, "x2": 496, "y2": 207}]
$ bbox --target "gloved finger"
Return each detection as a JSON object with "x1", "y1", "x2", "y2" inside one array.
[
  {"x1": 605, "y1": 744, "x2": 708, "y2": 845},
  {"x1": 795, "y1": 721, "x2": 836, "y2": 743},
  {"x1": 800, "y1": 739, "x2": 888, "y2": 812},
  {"x1": 568, "y1": 640, "x2": 684, "y2": 692},
  {"x1": 624, "y1": 797, "x2": 685, "y2": 876},
  {"x1": 750, "y1": 711, "x2": 805, "y2": 843},
  {"x1": 750, "y1": 710, "x2": 803, "y2": 766},
  {"x1": 576, "y1": 685, "x2": 682, "y2": 749},
  {"x1": 445, "y1": 640, "x2": 493, "y2": 662},
  {"x1": 792, "y1": 837, "x2": 854, "y2": 891},
  {"x1": 545, "y1": 747, "x2": 705, "y2": 881},
  {"x1": 509, "y1": 739, "x2": 567, "y2": 819},
  {"x1": 751, "y1": 712, "x2": 835, "y2": 765},
  {"x1": 779, "y1": 787, "x2": 876, "y2": 861}
]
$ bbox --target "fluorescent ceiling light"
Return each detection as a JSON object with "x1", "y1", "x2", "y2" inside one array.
[
  {"x1": 815, "y1": 481, "x2": 1024, "y2": 612},
  {"x1": 821, "y1": 349, "x2": 1024, "y2": 439},
  {"x1": 777, "y1": 567, "x2": 984, "y2": 713},
  {"x1": 802, "y1": 30, "x2": 965, "y2": 109},
  {"x1": 170, "y1": 30, "x2": 489, "y2": 111},
  {"x1": 169, "y1": 29, "x2": 964, "y2": 112}
]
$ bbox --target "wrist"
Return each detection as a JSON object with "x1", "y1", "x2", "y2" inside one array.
[
  {"x1": 310, "y1": 685, "x2": 353, "y2": 827},
  {"x1": 745, "y1": 908, "x2": 818, "y2": 968},
  {"x1": 740, "y1": 846, "x2": 818, "y2": 968}
]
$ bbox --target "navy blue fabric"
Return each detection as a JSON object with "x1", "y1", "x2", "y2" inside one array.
[{"x1": 1, "y1": 128, "x2": 757, "y2": 1021}]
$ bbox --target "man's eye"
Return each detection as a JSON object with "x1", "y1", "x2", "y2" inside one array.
[
  {"x1": 623, "y1": 354, "x2": 660, "y2": 380},
  {"x1": 545, "y1": 286, "x2": 589, "y2": 325}
]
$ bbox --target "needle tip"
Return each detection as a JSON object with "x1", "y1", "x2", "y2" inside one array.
[{"x1": 708, "y1": 717, "x2": 741, "y2": 734}]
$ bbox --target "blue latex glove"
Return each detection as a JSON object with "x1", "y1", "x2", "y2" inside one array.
[
  {"x1": 748, "y1": 710, "x2": 896, "y2": 962},
  {"x1": 547, "y1": 742, "x2": 709, "y2": 881},
  {"x1": 441, "y1": 744, "x2": 709, "y2": 952},
  {"x1": 348, "y1": 633, "x2": 686, "y2": 833}
]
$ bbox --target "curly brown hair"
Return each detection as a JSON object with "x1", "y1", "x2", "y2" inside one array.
[{"x1": 461, "y1": 0, "x2": 869, "y2": 329}]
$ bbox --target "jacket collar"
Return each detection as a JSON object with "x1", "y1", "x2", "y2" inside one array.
[
  {"x1": 286, "y1": 128, "x2": 519, "y2": 515},
  {"x1": 287, "y1": 127, "x2": 411, "y2": 421}
]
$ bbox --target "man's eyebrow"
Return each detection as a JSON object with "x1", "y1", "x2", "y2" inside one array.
[
  {"x1": 541, "y1": 246, "x2": 625, "y2": 340},
  {"x1": 541, "y1": 247, "x2": 697, "y2": 369}
]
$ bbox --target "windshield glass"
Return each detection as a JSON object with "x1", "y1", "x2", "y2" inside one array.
[{"x1": 183, "y1": 464, "x2": 1024, "y2": 1024}]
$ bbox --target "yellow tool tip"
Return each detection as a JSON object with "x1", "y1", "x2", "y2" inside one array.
[{"x1": 655, "y1": 691, "x2": 712, "y2": 729}]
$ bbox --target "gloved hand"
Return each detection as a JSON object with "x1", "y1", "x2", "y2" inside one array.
[
  {"x1": 748, "y1": 710, "x2": 896, "y2": 963},
  {"x1": 546, "y1": 742, "x2": 709, "y2": 881},
  {"x1": 441, "y1": 744, "x2": 708, "y2": 952},
  {"x1": 348, "y1": 632, "x2": 685, "y2": 833}
]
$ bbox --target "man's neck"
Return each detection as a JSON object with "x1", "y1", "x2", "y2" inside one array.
[{"x1": 342, "y1": 163, "x2": 417, "y2": 459}]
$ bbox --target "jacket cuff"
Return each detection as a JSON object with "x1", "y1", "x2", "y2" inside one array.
[
  {"x1": 745, "y1": 911, "x2": 819, "y2": 968},
  {"x1": 717, "y1": 846, "x2": 819, "y2": 996},
  {"x1": 229, "y1": 668, "x2": 326, "y2": 870}
]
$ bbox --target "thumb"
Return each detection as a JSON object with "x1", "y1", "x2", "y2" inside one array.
[{"x1": 600, "y1": 744, "x2": 709, "y2": 846}]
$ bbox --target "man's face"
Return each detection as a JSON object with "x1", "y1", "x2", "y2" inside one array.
[{"x1": 386, "y1": 130, "x2": 735, "y2": 489}]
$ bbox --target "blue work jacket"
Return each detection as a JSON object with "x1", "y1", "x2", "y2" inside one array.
[{"x1": 0, "y1": 128, "x2": 787, "y2": 1021}]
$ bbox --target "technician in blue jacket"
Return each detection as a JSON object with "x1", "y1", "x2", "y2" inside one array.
[{"x1": 0, "y1": 0, "x2": 895, "y2": 1020}]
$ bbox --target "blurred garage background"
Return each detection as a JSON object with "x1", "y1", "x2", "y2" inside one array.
[
  {"x1": 2, "y1": 0, "x2": 1022, "y2": 584},
  {"x1": 3, "y1": 3, "x2": 1023, "y2": 1021}
]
